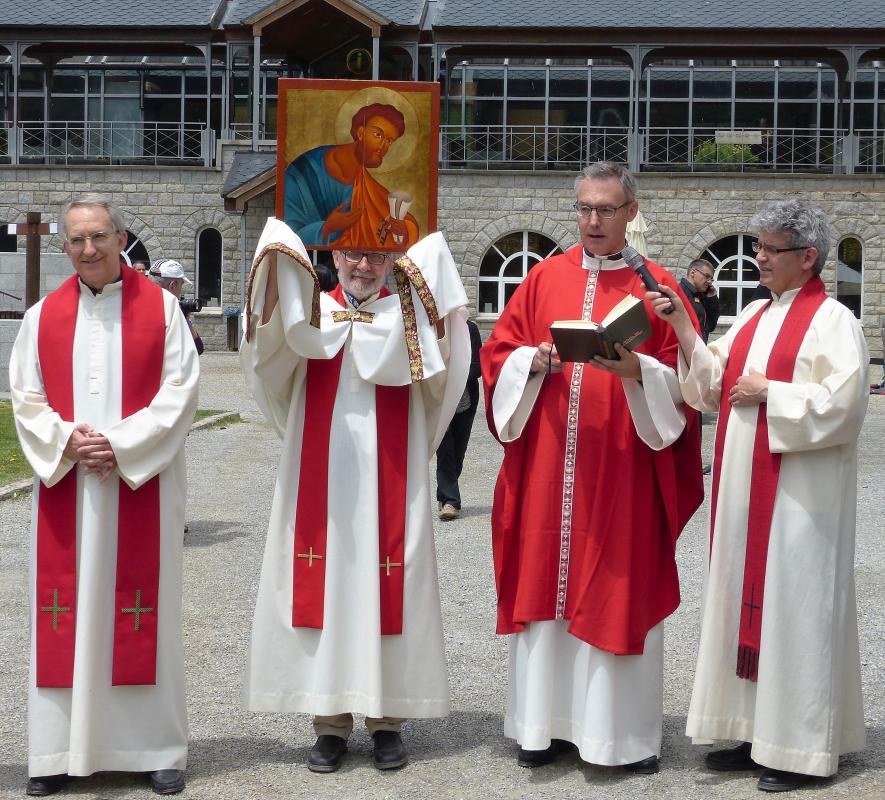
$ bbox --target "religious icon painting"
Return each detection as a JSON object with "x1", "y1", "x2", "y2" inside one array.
[{"x1": 277, "y1": 78, "x2": 440, "y2": 252}]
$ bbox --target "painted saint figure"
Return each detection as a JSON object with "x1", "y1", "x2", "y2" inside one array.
[{"x1": 284, "y1": 102, "x2": 420, "y2": 249}]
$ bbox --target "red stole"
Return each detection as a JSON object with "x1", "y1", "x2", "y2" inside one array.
[
  {"x1": 35, "y1": 268, "x2": 165, "y2": 687},
  {"x1": 709, "y1": 276, "x2": 827, "y2": 681},
  {"x1": 291, "y1": 286, "x2": 411, "y2": 634}
]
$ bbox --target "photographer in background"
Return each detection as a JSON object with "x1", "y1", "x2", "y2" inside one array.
[{"x1": 150, "y1": 259, "x2": 204, "y2": 355}]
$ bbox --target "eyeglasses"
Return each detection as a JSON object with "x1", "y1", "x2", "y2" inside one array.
[
  {"x1": 65, "y1": 230, "x2": 117, "y2": 251},
  {"x1": 573, "y1": 201, "x2": 630, "y2": 220},
  {"x1": 692, "y1": 268, "x2": 715, "y2": 281},
  {"x1": 343, "y1": 251, "x2": 389, "y2": 266},
  {"x1": 751, "y1": 241, "x2": 811, "y2": 256}
]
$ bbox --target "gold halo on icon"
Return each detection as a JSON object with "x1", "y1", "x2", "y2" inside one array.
[{"x1": 334, "y1": 87, "x2": 418, "y2": 174}]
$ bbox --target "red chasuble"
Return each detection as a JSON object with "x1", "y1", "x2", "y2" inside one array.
[
  {"x1": 35, "y1": 268, "x2": 165, "y2": 687},
  {"x1": 480, "y1": 246, "x2": 703, "y2": 655},
  {"x1": 290, "y1": 285, "x2": 410, "y2": 634}
]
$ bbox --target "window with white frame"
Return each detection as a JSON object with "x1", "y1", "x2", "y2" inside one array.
[
  {"x1": 122, "y1": 231, "x2": 149, "y2": 267},
  {"x1": 478, "y1": 230, "x2": 562, "y2": 314},
  {"x1": 836, "y1": 236, "x2": 863, "y2": 319},
  {"x1": 699, "y1": 233, "x2": 761, "y2": 322}
]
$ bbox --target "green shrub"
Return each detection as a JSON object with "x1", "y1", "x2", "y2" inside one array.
[{"x1": 694, "y1": 139, "x2": 759, "y2": 165}]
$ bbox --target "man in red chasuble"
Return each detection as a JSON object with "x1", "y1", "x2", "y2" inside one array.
[
  {"x1": 10, "y1": 195, "x2": 199, "y2": 796},
  {"x1": 240, "y1": 218, "x2": 469, "y2": 773},
  {"x1": 481, "y1": 162, "x2": 702, "y2": 775}
]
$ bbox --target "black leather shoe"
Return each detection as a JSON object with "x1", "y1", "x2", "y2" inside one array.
[
  {"x1": 705, "y1": 741, "x2": 759, "y2": 772},
  {"x1": 148, "y1": 770, "x2": 185, "y2": 795},
  {"x1": 308, "y1": 735, "x2": 348, "y2": 773},
  {"x1": 517, "y1": 738, "x2": 574, "y2": 768},
  {"x1": 758, "y1": 768, "x2": 812, "y2": 792},
  {"x1": 624, "y1": 755, "x2": 660, "y2": 775},
  {"x1": 372, "y1": 730, "x2": 408, "y2": 770},
  {"x1": 25, "y1": 775, "x2": 69, "y2": 796}
]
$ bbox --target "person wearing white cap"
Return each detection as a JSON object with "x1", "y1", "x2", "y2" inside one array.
[
  {"x1": 149, "y1": 260, "x2": 203, "y2": 355},
  {"x1": 240, "y1": 218, "x2": 470, "y2": 774}
]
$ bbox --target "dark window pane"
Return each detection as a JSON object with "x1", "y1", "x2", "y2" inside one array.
[
  {"x1": 591, "y1": 69, "x2": 631, "y2": 97},
  {"x1": 508, "y1": 100, "x2": 545, "y2": 125},
  {"x1": 465, "y1": 98, "x2": 503, "y2": 126},
  {"x1": 105, "y1": 71, "x2": 139, "y2": 94},
  {"x1": 448, "y1": 66, "x2": 463, "y2": 98},
  {"x1": 465, "y1": 68, "x2": 504, "y2": 97},
  {"x1": 590, "y1": 101, "x2": 629, "y2": 127},
  {"x1": 734, "y1": 102, "x2": 773, "y2": 128},
  {"x1": 734, "y1": 69, "x2": 774, "y2": 99},
  {"x1": 232, "y1": 73, "x2": 250, "y2": 95},
  {"x1": 504, "y1": 281, "x2": 521, "y2": 305},
  {"x1": 549, "y1": 100, "x2": 587, "y2": 126},
  {"x1": 184, "y1": 98, "x2": 207, "y2": 123},
  {"x1": 693, "y1": 70, "x2": 732, "y2": 98},
  {"x1": 879, "y1": 74, "x2": 885, "y2": 100},
  {"x1": 145, "y1": 71, "x2": 181, "y2": 94},
  {"x1": 778, "y1": 71, "x2": 818, "y2": 100},
  {"x1": 264, "y1": 97, "x2": 277, "y2": 135},
  {"x1": 197, "y1": 228, "x2": 222, "y2": 306},
  {"x1": 19, "y1": 67, "x2": 44, "y2": 91},
  {"x1": 820, "y1": 72, "x2": 836, "y2": 99},
  {"x1": 718, "y1": 286, "x2": 737, "y2": 317},
  {"x1": 478, "y1": 280, "x2": 498, "y2": 313},
  {"x1": 51, "y1": 71, "x2": 85, "y2": 94},
  {"x1": 836, "y1": 237, "x2": 862, "y2": 319},
  {"x1": 819, "y1": 104, "x2": 834, "y2": 128},
  {"x1": 549, "y1": 69, "x2": 588, "y2": 97},
  {"x1": 20, "y1": 97, "x2": 44, "y2": 120},
  {"x1": 144, "y1": 97, "x2": 180, "y2": 123},
  {"x1": 185, "y1": 73, "x2": 208, "y2": 94},
  {"x1": 494, "y1": 233, "x2": 524, "y2": 258},
  {"x1": 778, "y1": 103, "x2": 817, "y2": 128},
  {"x1": 649, "y1": 101, "x2": 688, "y2": 127},
  {"x1": 707, "y1": 235, "x2": 738, "y2": 262},
  {"x1": 854, "y1": 70, "x2": 873, "y2": 100},
  {"x1": 502, "y1": 258, "x2": 522, "y2": 277},
  {"x1": 88, "y1": 73, "x2": 101, "y2": 94},
  {"x1": 853, "y1": 103, "x2": 873, "y2": 129},
  {"x1": 692, "y1": 102, "x2": 731, "y2": 128},
  {"x1": 480, "y1": 246, "x2": 505, "y2": 276},
  {"x1": 650, "y1": 68, "x2": 689, "y2": 98},
  {"x1": 49, "y1": 97, "x2": 84, "y2": 121},
  {"x1": 508, "y1": 69, "x2": 545, "y2": 97}
]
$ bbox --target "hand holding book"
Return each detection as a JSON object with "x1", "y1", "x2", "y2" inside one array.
[{"x1": 550, "y1": 294, "x2": 652, "y2": 363}]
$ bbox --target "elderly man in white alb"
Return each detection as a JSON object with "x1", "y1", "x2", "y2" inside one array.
[
  {"x1": 648, "y1": 199, "x2": 869, "y2": 793},
  {"x1": 240, "y1": 218, "x2": 469, "y2": 773},
  {"x1": 9, "y1": 195, "x2": 199, "y2": 796}
]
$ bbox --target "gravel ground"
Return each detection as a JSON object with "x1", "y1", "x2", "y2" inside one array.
[{"x1": 0, "y1": 350, "x2": 882, "y2": 799}]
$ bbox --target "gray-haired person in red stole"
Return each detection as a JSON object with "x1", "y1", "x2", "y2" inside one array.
[
  {"x1": 9, "y1": 195, "x2": 199, "y2": 797},
  {"x1": 240, "y1": 219, "x2": 469, "y2": 773},
  {"x1": 649, "y1": 199, "x2": 869, "y2": 793}
]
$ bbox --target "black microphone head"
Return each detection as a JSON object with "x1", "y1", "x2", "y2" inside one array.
[{"x1": 621, "y1": 245, "x2": 645, "y2": 270}]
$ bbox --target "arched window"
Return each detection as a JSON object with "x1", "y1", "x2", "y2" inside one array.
[
  {"x1": 196, "y1": 227, "x2": 222, "y2": 307},
  {"x1": 836, "y1": 237, "x2": 862, "y2": 319},
  {"x1": 699, "y1": 233, "x2": 760, "y2": 322},
  {"x1": 122, "y1": 230, "x2": 149, "y2": 266},
  {"x1": 478, "y1": 231, "x2": 562, "y2": 314}
]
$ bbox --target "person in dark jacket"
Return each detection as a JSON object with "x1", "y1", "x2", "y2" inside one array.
[
  {"x1": 436, "y1": 318, "x2": 482, "y2": 520},
  {"x1": 679, "y1": 259, "x2": 720, "y2": 341}
]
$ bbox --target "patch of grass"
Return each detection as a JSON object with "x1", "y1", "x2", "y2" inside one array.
[
  {"x1": 0, "y1": 403, "x2": 238, "y2": 488},
  {"x1": 0, "y1": 400, "x2": 30, "y2": 485}
]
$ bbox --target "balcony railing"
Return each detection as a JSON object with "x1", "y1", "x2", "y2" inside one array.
[
  {"x1": 855, "y1": 130, "x2": 885, "y2": 173},
  {"x1": 15, "y1": 121, "x2": 211, "y2": 166},
  {"x1": 440, "y1": 125, "x2": 630, "y2": 169}
]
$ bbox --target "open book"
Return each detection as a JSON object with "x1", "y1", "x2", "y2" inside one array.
[{"x1": 550, "y1": 295, "x2": 651, "y2": 362}]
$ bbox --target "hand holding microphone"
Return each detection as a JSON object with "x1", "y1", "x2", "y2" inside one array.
[{"x1": 622, "y1": 245, "x2": 674, "y2": 314}]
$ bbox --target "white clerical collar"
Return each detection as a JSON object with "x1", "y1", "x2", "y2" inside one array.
[
  {"x1": 770, "y1": 286, "x2": 802, "y2": 304},
  {"x1": 582, "y1": 248, "x2": 627, "y2": 271},
  {"x1": 78, "y1": 275, "x2": 123, "y2": 297}
]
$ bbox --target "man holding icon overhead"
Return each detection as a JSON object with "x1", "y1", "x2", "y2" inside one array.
[{"x1": 480, "y1": 162, "x2": 702, "y2": 775}]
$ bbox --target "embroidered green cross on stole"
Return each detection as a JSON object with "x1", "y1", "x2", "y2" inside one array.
[
  {"x1": 291, "y1": 285, "x2": 410, "y2": 635},
  {"x1": 36, "y1": 267, "x2": 165, "y2": 687}
]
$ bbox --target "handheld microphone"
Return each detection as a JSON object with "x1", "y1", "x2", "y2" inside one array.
[{"x1": 622, "y1": 245, "x2": 674, "y2": 314}]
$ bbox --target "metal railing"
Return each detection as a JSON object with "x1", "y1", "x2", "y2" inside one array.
[
  {"x1": 855, "y1": 130, "x2": 885, "y2": 173},
  {"x1": 642, "y1": 127, "x2": 846, "y2": 173},
  {"x1": 440, "y1": 125, "x2": 630, "y2": 169},
  {"x1": 224, "y1": 122, "x2": 267, "y2": 141},
  {"x1": 15, "y1": 121, "x2": 210, "y2": 166}
]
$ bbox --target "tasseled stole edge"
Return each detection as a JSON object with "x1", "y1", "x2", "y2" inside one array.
[
  {"x1": 736, "y1": 644, "x2": 759, "y2": 682},
  {"x1": 244, "y1": 244, "x2": 320, "y2": 341}
]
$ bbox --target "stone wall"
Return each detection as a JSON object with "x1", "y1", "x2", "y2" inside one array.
[{"x1": 0, "y1": 158, "x2": 883, "y2": 369}]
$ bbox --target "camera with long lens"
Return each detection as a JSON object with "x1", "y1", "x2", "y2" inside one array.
[{"x1": 179, "y1": 297, "x2": 202, "y2": 314}]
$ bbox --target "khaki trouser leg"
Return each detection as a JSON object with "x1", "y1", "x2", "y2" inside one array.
[
  {"x1": 365, "y1": 717, "x2": 403, "y2": 735},
  {"x1": 313, "y1": 713, "x2": 354, "y2": 739}
]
